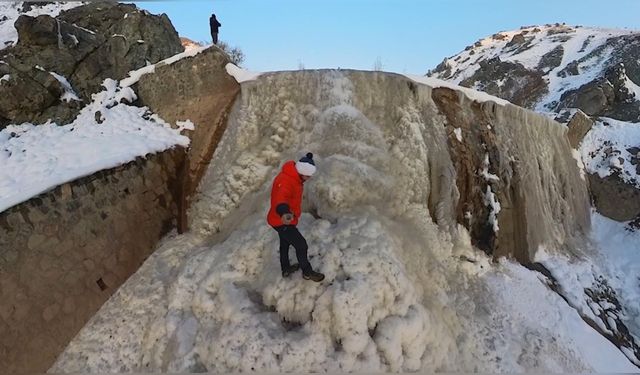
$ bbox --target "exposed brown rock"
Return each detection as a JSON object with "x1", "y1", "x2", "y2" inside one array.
[
  {"x1": 431, "y1": 87, "x2": 500, "y2": 253},
  {"x1": 566, "y1": 109, "x2": 593, "y2": 148},
  {"x1": 559, "y1": 78, "x2": 615, "y2": 116},
  {"x1": 506, "y1": 33, "x2": 526, "y2": 47},
  {"x1": 589, "y1": 173, "x2": 640, "y2": 221},
  {"x1": 135, "y1": 46, "x2": 240, "y2": 232},
  {"x1": 0, "y1": 149, "x2": 184, "y2": 373},
  {"x1": 460, "y1": 57, "x2": 548, "y2": 108},
  {"x1": 431, "y1": 87, "x2": 589, "y2": 263}
]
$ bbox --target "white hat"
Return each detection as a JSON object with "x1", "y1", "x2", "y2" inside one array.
[{"x1": 295, "y1": 152, "x2": 316, "y2": 176}]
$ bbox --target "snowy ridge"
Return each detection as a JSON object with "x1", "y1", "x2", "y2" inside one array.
[
  {"x1": 430, "y1": 24, "x2": 639, "y2": 111},
  {"x1": 405, "y1": 74, "x2": 510, "y2": 105},
  {"x1": 120, "y1": 45, "x2": 209, "y2": 88}
]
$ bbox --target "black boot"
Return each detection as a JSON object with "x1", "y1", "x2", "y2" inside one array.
[
  {"x1": 303, "y1": 270, "x2": 325, "y2": 282},
  {"x1": 282, "y1": 264, "x2": 300, "y2": 278}
]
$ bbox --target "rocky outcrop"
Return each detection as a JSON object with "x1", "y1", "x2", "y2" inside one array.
[
  {"x1": 460, "y1": 57, "x2": 547, "y2": 108},
  {"x1": 0, "y1": 1, "x2": 183, "y2": 127},
  {"x1": 589, "y1": 172, "x2": 640, "y2": 221},
  {"x1": 537, "y1": 45, "x2": 564, "y2": 73},
  {"x1": 0, "y1": 149, "x2": 184, "y2": 374},
  {"x1": 558, "y1": 57, "x2": 636, "y2": 119},
  {"x1": 559, "y1": 75, "x2": 616, "y2": 117},
  {"x1": 566, "y1": 109, "x2": 594, "y2": 148},
  {"x1": 557, "y1": 38, "x2": 640, "y2": 122},
  {"x1": 134, "y1": 47, "x2": 241, "y2": 232}
]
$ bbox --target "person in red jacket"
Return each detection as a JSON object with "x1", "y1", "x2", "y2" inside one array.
[{"x1": 267, "y1": 153, "x2": 325, "y2": 282}]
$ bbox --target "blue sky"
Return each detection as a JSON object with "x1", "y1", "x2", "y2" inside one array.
[{"x1": 133, "y1": 0, "x2": 639, "y2": 74}]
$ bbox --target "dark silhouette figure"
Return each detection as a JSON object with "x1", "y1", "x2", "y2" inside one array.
[{"x1": 209, "y1": 14, "x2": 221, "y2": 44}]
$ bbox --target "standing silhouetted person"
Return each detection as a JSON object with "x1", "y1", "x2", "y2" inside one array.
[{"x1": 209, "y1": 14, "x2": 221, "y2": 44}]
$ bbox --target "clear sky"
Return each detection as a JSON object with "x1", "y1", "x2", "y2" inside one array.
[{"x1": 133, "y1": 0, "x2": 639, "y2": 74}]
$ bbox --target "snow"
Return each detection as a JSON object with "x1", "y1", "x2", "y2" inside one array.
[
  {"x1": 120, "y1": 45, "x2": 208, "y2": 88},
  {"x1": 479, "y1": 153, "x2": 500, "y2": 182},
  {"x1": 405, "y1": 74, "x2": 510, "y2": 105},
  {"x1": 591, "y1": 213, "x2": 640, "y2": 342},
  {"x1": 488, "y1": 259, "x2": 638, "y2": 372},
  {"x1": 453, "y1": 127, "x2": 462, "y2": 142},
  {"x1": 119, "y1": 65, "x2": 155, "y2": 88},
  {"x1": 72, "y1": 23, "x2": 95, "y2": 35},
  {"x1": 0, "y1": 2, "x2": 84, "y2": 51},
  {"x1": 580, "y1": 117, "x2": 640, "y2": 188},
  {"x1": 624, "y1": 74, "x2": 640, "y2": 101},
  {"x1": 49, "y1": 72, "x2": 81, "y2": 102},
  {"x1": 534, "y1": 212, "x2": 640, "y2": 366},
  {"x1": 176, "y1": 120, "x2": 195, "y2": 131},
  {"x1": 0, "y1": 78, "x2": 190, "y2": 214},
  {"x1": 483, "y1": 185, "x2": 501, "y2": 232},
  {"x1": 479, "y1": 150, "x2": 505, "y2": 235},
  {"x1": 225, "y1": 63, "x2": 262, "y2": 83},
  {"x1": 68, "y1": 33, "x2": 79, "y2": 46},
  {"x1": 571, "y1": 149, "x2": 586, "y2": 181}
]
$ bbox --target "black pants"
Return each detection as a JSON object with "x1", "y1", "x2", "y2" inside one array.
[
  {"x1": 274, "y1": 225, "x2": 312, "y2": 274},
  {"x1": 211, "y1": 31, "x2": 219, "y2": 44}
]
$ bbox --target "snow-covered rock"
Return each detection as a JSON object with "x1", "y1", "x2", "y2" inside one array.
[{"x1": 0, "y1": 2, "x2": 183, "y2": 127}]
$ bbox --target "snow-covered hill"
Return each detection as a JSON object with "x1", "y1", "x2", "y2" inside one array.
[{"x1": 430, "y1": 24, "x2": 640, "y2": 117}]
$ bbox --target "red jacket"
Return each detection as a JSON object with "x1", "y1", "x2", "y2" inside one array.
[{"x1": 267, "y1": 160, "x2": 304, "y2": 227}]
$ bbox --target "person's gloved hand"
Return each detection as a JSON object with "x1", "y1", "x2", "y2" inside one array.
[{"x1": 281, "y1": 213, "x2": 294, "y2": 225}]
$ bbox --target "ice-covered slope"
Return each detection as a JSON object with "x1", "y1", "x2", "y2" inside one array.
[{"x1": 50, "y1": 70, "x2": 636, "y2": 372}]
